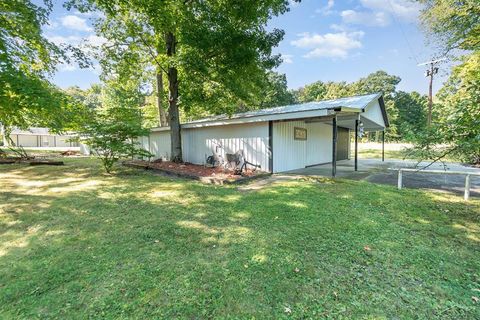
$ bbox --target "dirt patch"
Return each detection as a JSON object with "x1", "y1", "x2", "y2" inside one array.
[{"x1": 124, "y1": 160, "x2": 269, "y2": 184}]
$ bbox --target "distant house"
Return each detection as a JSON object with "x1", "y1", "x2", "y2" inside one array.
[
  {"x1": 2, "y1": 127, "x2": 79, "y2": 148},
  {"x1": 141, "y1": 93, "x2": 389, "y2": 175}
]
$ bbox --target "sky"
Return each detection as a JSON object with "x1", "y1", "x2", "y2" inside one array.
[{"x1": 43, "y1": 0, "x2": 450, "y2": 94}]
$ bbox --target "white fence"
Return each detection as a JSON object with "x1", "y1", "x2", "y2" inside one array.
[{"x1": 394, "y1": 168, "x2": 479, "y2": 201}]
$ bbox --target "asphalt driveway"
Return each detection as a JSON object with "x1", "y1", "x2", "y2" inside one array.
[{"x1": 285, "y1": 159, "x2": 480, "y2": 198}]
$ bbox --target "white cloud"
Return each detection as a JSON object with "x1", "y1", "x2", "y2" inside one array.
[
  {"x1": 315, "y1": 0, "x2": 335, "y2": 16},
  {"x1": 341, "y1": 10, "x2": 389, "y2": 27},
  {"x1": 281, "y1": 54, "x2": 293, "y2": 64},
  {"x1": 47, "y1": 35, "x2": 82, "y2": 46},
  {"x1": 58, "y1": 64, "x2": 78, "y2": 72},
  {"x1": 45, "y1": 20, "x2": 59, "y2": 30},
  {"x1": 60, "y1": 15, "x2": 93, "y2": 32},
  {"x1": 341, "y1": 0, "x2": 422, "y2": 27},
  {"x1": 85, "y1": 35, "x2": 108, "y2": 47},
  {"x1": 329, "y1": 24, "x2": 347, "y2": 32},
  {"x1": 46, "y1": 34, "x2": 107, "y2": 48},
  {"x1": 289, "y1": 0, "x2": 300, "y2": 8},
  {"x1": 291, "y1": 31, "x2": 364, "y2": 59},
  {"x1": 90, "y1": 63, "x2": 102, "y2": 75},
  {"x1": 360, "y1": 0, "x2": 421, "y2": 22}
]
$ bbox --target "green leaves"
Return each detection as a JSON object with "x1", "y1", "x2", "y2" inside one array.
[
  {"x1": 78, "y1": 82, "x2": 152, "y2": 173},
  {"x1": 0, "y1": 0, "x2": 87, "y2": 134},
  {"x1": 419, "y1": 0, "x2": 480, "y2": 53}
]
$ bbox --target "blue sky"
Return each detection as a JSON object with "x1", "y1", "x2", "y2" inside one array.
[{"x1": 44, "y1": 0, "x2": 449, "y2": 94}]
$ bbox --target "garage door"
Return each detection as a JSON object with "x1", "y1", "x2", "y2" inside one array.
[{"x1": 337, "y1": 127, "x2": 350, "y2": 160}]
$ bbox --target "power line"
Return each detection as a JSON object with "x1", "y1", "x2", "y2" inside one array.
[{"x1": 386, "y1": 0, "x2": 420, "y2": 64}]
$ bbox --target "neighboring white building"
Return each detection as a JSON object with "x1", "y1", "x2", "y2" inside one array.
[
  {"x1": 3, "y1": 127, "x2": 79, "y2": 148},
  {"x1": 142, "y1": 93, "x2": 389, "y2": 174}
]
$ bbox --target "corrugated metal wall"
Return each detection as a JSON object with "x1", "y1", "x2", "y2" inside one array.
[
  {"x1": 306, "y1": 122, "x2": 333, "y2": 166},
  {"x1": 16, "y1": 135, "x2": 38, "y2": 147},
  {"x1": 143, "y1": 123, "x2": 270, "y2": 171},
  {"x1": 183, "y1": 122, "x2": 269, "y2": 171},
  {"x1": 10, "y1": 135, "x2": 78, "y2": 147},
  {"x1": 142, "y1": 131, "x2": 171, "y2": 160},
  {"x1": 273, "y1": 121, "x2": 333, "y2": 172}
]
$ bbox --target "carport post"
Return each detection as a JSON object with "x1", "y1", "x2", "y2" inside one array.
[
  {"x1": 332, "y1": 116, "x2": 337, "y2": 177},
  {"x1": 354, "y1": 119, "x2": 359, "y2": 171},
  {"x1": 382, "y1": 131, "x2": 385, "y2": 162}
]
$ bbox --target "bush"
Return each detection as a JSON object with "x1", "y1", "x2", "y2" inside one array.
[{"x1": 80, "y1": 106, "x2": 152, "y2": 173}]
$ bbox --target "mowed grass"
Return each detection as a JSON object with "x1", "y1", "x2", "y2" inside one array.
[
  {"x1": 0, "y1": 158, "x2": 479, "y2": 319},
  {"x1": 358, "y1": 148, "x2": 410, "y2": 160}
]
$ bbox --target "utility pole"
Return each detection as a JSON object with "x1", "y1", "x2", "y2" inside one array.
[{"x1": 418, "y1": 58, "x2": 445, "y2": 127}]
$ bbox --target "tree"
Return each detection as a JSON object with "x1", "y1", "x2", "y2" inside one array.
[
  {"x1": 79, "y1": 81, "x2": 152, "y2": 173},
  {"x1": 296, "y1": 81, "x2": 327, "y2": 102},
  {"x1": 258, "y1": 72, "x2": 296, "y2": 108},
  {"x1": 67, "y1": 0, "x2": 297, "y2": 163},
  {"x1": 393, "y1": 91, "x2": 427, "y2": 141},
  {"x1": 0, "y1": 0, "x2": 88, "y2": 134},
  {"x1": 435, "y1": 53, "x2": 480, "y2": 164},
  {"x1": 64, "y1": 84, "x2": 102, "y2": 110},
  {"x1": 413, "y1": 0, "x2": 480, "y2": 164},
  {"x1": 419, "y1": 0, "x2": 480, "y2": 53}
]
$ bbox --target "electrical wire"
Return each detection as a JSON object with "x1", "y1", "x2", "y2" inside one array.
[{"x1": 386, "y1": 0, "x2": 420, "y2": 64}]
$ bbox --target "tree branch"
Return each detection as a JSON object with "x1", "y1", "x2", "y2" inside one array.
[{"x1": 135, "y1": 33, "x2": 169, "y2": 74}]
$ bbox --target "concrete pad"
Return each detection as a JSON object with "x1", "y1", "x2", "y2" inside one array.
[{"x1": 283, "y1": 158, "x2": 480, "y2": 198}]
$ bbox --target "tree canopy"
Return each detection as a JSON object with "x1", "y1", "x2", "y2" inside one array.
[
  {"x1": 67, "y1": 0, "x2": 297, "y2": 162},
  {"x1": 410, "y1": 0, "x2": 480, "y2": 164},
  {"x1": 419, "y1": 0, "x2": 480, "y2": 53},
  {"x1": 0, "y1": 0, "x2": 86, "y2": 133}
]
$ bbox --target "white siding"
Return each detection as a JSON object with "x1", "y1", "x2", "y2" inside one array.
[
  {"x1": 40, "y1": 135, "x2": 54, "y2": 147},
  {"x1": 306, "y1": 122, "x2": 333, "y2": 166},
  {"x1": 183, "y1": 122, "x2": 269, "y2": 171},
  {"x1": 273, "y1": 121, "x2": 333, "y2": 172},
  {"x1": 273, "y1": 121, "x2": 307, "y2": 172},
  {"x1": 147, "y1": 131, "x2": 171, "y2": 160},
  {"x1": 16, "y1": 135, "x2": 38, "y2": 147},
  {"x1": 363, "y1": 100, "x2": 385, "y2": 128},
  {"x1": 144, "y1": 123, "x2": 270, "y2": 171},
  {"x1": 55, "y1": 136, "x2": 74, "y2": 147}
]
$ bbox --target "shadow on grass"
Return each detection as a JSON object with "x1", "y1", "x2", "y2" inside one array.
[{"x1": 0, "y1": 161, "x2": 479, "y2": 319}]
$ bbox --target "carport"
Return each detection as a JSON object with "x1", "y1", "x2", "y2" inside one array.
[{"x1": 312, "y1": 93, "x2": 389, "y2": 176}]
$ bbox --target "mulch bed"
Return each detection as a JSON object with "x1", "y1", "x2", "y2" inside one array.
[{"x1": 124, "y1": 160, "x2": 270, "y2": 184}]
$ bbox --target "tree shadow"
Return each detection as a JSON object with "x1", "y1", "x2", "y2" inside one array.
[{"x1": 0, "y1": 163, "x2": 479, "y2": 319}]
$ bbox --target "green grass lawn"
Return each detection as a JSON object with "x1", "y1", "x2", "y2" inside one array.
[
  {"x1": 1, "y1": 158, "x2": 479, "y2": 319},
  {"x1": 358, "y1": 148, "x2": 410, "y2": 160}
]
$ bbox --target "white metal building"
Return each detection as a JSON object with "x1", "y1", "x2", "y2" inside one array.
[
  {"x1": 141, "y1": 93, "x2": 389, "y2": 174},
  {"x1": 3, "y1": 127, "x2": 79, "y2": 148}
]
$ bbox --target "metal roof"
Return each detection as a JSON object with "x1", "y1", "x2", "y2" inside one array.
[
  {"x1": 11, "y1": 127, "x2": 51, "y2": 135},
  {"x1": 10, "y1": 127, "x2": 76, "y2": 136},
  {"x1": 185, "y1": 92, "x2": 382, "y2": 125}
]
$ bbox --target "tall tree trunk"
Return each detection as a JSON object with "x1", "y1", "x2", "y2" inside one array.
[
  {"x1": 156, "y1": 71, "x2": 168, "y2": 127},
  {"x1": 165, "y1": 32, "x2": 182, "y2": 162}
]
